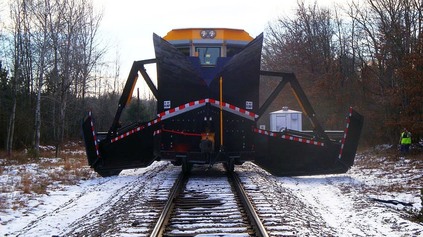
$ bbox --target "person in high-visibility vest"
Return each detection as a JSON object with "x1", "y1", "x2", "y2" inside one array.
[{"x1": 400, "y1": 128, "x2": 412, "y2": 154}]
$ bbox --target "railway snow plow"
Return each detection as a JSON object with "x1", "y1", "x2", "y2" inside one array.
[{"x1": 82, "y1": 28, "x2": 363, "y2": 177}]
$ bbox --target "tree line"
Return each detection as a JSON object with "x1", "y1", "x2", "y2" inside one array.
[
  {"x1": 0, "y1": 0, "x2": 154, "y2": 156},
  {"x1": 262, "y1": 0, "x2": 422, "y2": 144},
  {"x1": 0, "y1": 0, "x2": 422, "y2": 157}
]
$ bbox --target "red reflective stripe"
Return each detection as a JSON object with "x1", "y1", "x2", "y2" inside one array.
[
  {"x1": 339, "y1": 107, "x2": 353, "y2": 159},
  {"x1": 254, "y1": 128, "x2": 324, "y2": 147},
  {"x1": 116, "y1": 98, "x2": 259, "y2": 143},
  {"x1": 89, "y1": 113, "x2": 100, "y2": 158},
  {"x1": 253, "y1": 128, "x2": 277, "y2": 137},
  {"x1": 157, "y1": 98, "x2": 257, "y2": 120},
  {"x1": 162, "y1": 128, "x2": 202, "y2": 137},
  {"x1": 111, "y1": 118, "x2": 162, "y2": 143}
]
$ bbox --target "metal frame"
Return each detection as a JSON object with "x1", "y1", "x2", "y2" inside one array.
[
  {"x1": 108, "y1": 59, "x2": 157, "y2": 138},
  {"x1": 258, "y1": 70, "x2": 329, "y2": 141}
]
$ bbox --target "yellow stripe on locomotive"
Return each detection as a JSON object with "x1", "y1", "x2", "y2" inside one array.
[{"x1": 163, "y1": 28, "x2": 254, "y2": 66}]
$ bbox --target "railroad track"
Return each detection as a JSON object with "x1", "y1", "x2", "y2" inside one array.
[
  {"x1": 58, "y1": 163, "x2": 181, "y2": 237},
  {"x1": 150, "y1": 165, "x2": 269, "y2": 237},
  {"x1": 13, "y1": 161, "x2": 331, "y2": 236}
]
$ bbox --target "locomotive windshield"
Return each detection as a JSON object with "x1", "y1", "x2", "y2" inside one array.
[
  {"x1": 226, "y1": 46, "x2": 244, "y2": 57},
  {"x1": 196, "y1": 47, "x2": 220, "y2": 66}
]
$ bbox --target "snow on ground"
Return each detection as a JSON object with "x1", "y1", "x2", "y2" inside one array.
[
  {"x1": 278, "y1": 173, "x2": 421, "y2": 236},
  {"x1": 237, "y1": 146, "x2": 423, "y2": 236},
  {"x1": 296, "y1": 149, "x2": 422, "y2": 236},
  {"x1": 0, "y1": 145, "x2": 422, "y2": 236},
  {"x1": 0, "y1": 159, "x2": 172, "y2": 236}
]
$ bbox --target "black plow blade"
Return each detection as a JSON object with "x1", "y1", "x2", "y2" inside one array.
[
  {"x1": 253, "y1": 108, "x2": 363, "y2": 176},
  {"x1": 82, "y1": 113, "x2": 159, "y2": 177}
]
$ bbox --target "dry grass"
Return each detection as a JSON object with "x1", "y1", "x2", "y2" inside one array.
[
  {"x1": 0, "y1": 150, "x2": 31, "y2": 165},
  {"x1": 11, "y1": 199, "x2": 27, "y2": 211},
  {"x1": 357, "y1": 145, "x2": 423, "y2": 170},
  {"x1": 0, "y1": 141, "x2": 95, "y2": 211},
  {"x1": 21, "y1": 173, "x2": 32, "y2": 194}
]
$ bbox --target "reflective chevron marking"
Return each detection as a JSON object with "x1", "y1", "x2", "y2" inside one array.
[
  {"x1": 339, "y1": 107, "x2": 353, "y2": 159},
  {"x1": 157, "y1": 98, "x2": 258, "y2": 121},
  {"x1": 88, "y1": 111, "x2": 101, "y2": 158},
  {"x1": 110, "y1": 118, "x2": 162, "y2": 143},
  {"x1": 253, "y1": 128, "x2": 325, "y2": 147},
  {"x1": 112, "y1": 98, "x2": 258, "y2": 143}
]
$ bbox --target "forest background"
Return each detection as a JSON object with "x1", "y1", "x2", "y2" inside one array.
[{"x1": 0, "y1": 0, "x2": 422, "y2": 156}]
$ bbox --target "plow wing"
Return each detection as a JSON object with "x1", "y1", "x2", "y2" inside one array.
[
  {"x1": 82, "y1": 113, "x2": 160, "y2": 177},
  {"x1": 253, "y1": 108, "x2": 363, "y2": 176}
]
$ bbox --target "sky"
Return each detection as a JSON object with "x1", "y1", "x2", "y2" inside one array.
[
  {"x1": 0, "y1": 0, "x2": 350, "y2": 96},
  {"x1": 93, "y1": 0, "x2": 348, "y2": 91},
  {"x1": 96, "y1": 0, "x2": 294, "y2": 70}
]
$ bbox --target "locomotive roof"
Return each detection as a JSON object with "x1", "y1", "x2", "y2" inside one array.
[{"x1": 163, "y1": 28, "x2": 253, "y2": 43}]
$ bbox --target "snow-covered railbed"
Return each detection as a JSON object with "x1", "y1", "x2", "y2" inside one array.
[
  {"x1": 237, "y1": 150, "x2": 423, "y2": 236},
  {"x1": 1, "y1": 146, "x2": 422, "y2": 236},
  {"x1": 1, "y1": 161, "x2": 180, "y2": 236}
]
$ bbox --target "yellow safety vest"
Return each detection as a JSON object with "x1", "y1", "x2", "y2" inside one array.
[{"x1": 400, "y1": 132, "x2": 411, "y2": 145}]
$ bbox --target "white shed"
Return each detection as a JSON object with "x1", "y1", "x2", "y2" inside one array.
[{"x1": 269, "y1": 107, "x2": 302, "y2": 132}]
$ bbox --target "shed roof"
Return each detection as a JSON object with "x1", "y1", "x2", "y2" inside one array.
[{"x1": 270, "y1": 108, "x2": 302, "y2": 114}]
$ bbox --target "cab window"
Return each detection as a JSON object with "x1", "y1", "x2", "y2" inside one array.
[
  {"x1": 177, "y1": 47, "x2": 190, "y2": 56},
  {"x1": 196, "y1": 47, "x2": 220, "y2": 66}
]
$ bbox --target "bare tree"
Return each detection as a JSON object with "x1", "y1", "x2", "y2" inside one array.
[
  {"x1": 48, "y1": 0, "x2": 104, "y2": 154},
  {"x1": 263, "y1": 2, "x2": 350, "y2": 128},
  {"x1": 264, "y1": 2, "x2": 334, "y2": 75},
  {"x1": 29, "y1": 0, "x2": 54, "y2": 155},
  {"x1": 348, "y1": 0, "x2": 423, "y2": 141},
  {"x1": 2, "y1": 0, "x2": 104, "y2": 154},
  {"x1": 263, "y1": 0, "x2": 423, "y2": 142},
  {"x1": 6, "y1": 0, "x2": 26, "y2": 155}
]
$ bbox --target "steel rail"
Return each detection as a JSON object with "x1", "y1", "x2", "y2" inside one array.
[
  {"x1": 150, "y1": 172, "x2": 186, "y2": 237},
  {"x1": 229, "y1": 172, "x2": 269, "y2": 237}
]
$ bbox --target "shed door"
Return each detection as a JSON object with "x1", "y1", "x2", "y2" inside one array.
[{"x1": 276, "y1": 115, "x2": 287, "y2": 132}]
